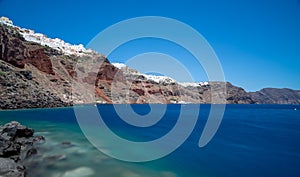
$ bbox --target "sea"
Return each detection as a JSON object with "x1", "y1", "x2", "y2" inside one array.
[{"x1": 0, "y1": 104, "x2": 299, "y2": 177}]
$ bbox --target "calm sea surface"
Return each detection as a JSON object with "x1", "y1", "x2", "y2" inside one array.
[{"x1": 0, "y1": 104, "x2": 299, "y2": 177}]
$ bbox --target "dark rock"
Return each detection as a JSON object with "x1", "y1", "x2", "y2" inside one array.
[
  {"x1": 60, "y1": 141, "x2": 74, "y2": 148},
  {"x1": 29, "y1": 136, "x2": 45, "y2": 144},
  {"x1": 44, "y1": 154, "x2": 67, "y2": 161},
  {"x1": 2, "y1": 143, "x2": 20, "y2": 158},
  {"x1": 50, "y1": 78, "x2": 58, "y2": 82},
  {"x1": 25, "y1": 148, "x2": 37, "y2": 159},
  {"x1": 16, "y1": 126, "x2": 34, "y2": 137},
  {"x1": 61, "y1": 141, "x2": 71, "y2": 146},
  {"x1": 0, "y1": 121, "x2": 44, "y2": 177},
  {"x1": 19, "y1": 70, "x2": 32, "y2": 80}
]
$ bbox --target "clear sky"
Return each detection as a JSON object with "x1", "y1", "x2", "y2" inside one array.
[{"x1": 0, "y1": 0, "x2": 299, "y2": 91}]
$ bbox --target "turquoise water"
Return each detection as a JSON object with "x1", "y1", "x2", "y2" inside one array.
[{"x1": 0, "y1": 104, "x2": 300, "y2": 177}]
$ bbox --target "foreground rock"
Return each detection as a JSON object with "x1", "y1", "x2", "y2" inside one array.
[{"x1": 0, "y1": 121, "x2": 44, "y2": 177}]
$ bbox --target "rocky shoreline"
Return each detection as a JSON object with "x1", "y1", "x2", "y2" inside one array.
[{"x1": 0, "y1": 121, "x2": 45, "y2": 177}]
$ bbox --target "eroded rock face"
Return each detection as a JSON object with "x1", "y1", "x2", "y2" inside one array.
[
  {"x1": 0, "y1": 121, "x2": 45, "y2": 177},
  {"x1": 0, "y1": 60, "x2": 68, "y2": 109},
  {"x1": 0, "y1": 24, "x2": 70, "y2": 109},
  {"x1": 226, "y1": 82, "x2": 255, "y2": 104},
  {"x1": 0, "y1": 24, "x2": 54, "y2": 75}
]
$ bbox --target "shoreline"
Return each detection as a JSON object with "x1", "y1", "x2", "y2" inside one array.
[{"x1": 0, "y1": 103, "x2": 299, "y2": 111}]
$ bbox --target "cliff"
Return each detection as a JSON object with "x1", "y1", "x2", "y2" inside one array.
[
  {"x1": 249, "y1": 88, "x2": 300, "y2": 104},
  {"x1": 0, "y1": 17, "x2": 299, "y2": 109}
]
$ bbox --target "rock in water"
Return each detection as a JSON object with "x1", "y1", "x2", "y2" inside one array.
[
  {"x1": 62, "y1": 167, "x2": 95, "y2": 177},
  {"x1": 16, "y1": 125, "x2": 34, "y2": 137},
  {"x1": 0, "y1": 121, "x2": 44, "y2": 176}
]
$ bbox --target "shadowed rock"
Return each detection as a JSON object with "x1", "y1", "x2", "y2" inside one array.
[{"x1": 0, "y1": 121, "x2": 45, "y2": 176}]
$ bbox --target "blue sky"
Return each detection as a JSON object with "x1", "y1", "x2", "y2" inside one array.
[{"x1": 0, "y1": 0, "x2": 299, "y2": 91}]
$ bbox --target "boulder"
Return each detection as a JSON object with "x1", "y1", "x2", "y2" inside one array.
[
  {"x1": 16, "y1": 125, "x2": 34, "y2": 137},
  {"x1": 0, "y1": 121, "x2": 44, "y2": 176}
]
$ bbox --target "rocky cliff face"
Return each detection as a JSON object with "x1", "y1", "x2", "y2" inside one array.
[
  {"x1": 249, "y1": 88, "x2": 300, "y2": 104},
  {"x1": 0, "y1": 20, "x2": 109, "y2": 108},
  {"x1": 0, "y1": 17, "x2": 299, "y2": 109},
  {"x1": 0, "y1": 24, "x2": 54, "y2": 74},
  {"x1": 0, "y1": 60, "x2": 67, "y2": 109}
]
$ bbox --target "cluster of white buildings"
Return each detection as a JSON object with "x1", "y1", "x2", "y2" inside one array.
[
  {"x1": 0, "y1": 16, "x2": 94, "y2": 56},
  {"x1": 142, "y1": 74, "x2": 177, "y2": 84},
  {"x1": 112, "y1": 63, "x2": 210, "y2": 87},
  {"x1": 178, "y1": 81, "x2": 209, "y2": 87}
]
